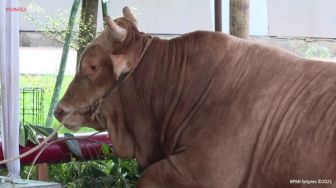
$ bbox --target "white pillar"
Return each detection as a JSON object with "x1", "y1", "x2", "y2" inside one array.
[{"x1": 0, "y1": 0, "x2": 21, "y2": 178}]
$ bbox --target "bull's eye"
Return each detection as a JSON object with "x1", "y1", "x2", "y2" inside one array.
[{"x1": 90, "y1": 65, "x2": 97, "y2": 71}]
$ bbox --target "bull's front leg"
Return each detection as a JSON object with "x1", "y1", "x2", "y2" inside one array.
[
  {"x1": 135, "y1": 155, "x2": 195, "y2": 188},
  {"x1": 135, "y1": 153, "x2": 245, "y2": 188}
]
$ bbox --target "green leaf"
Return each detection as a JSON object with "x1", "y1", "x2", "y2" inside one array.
[
  {"x1": 100, "y1": 144, "x2": 110, "y2": 157},
  {"x1": 30, "y1": 125, "x2": 58, "y2": 139},
  {"x1": 111, "y1": 156, "x2": 119, "y2": 165},
  {"x1": 26, "y1": 125, "x2": 39, "y2": 145},
  {"x1": 64, "y1": 132, "x2": 74, "y2": 138},
  {"x1": 19, "y1": 125, "x2": 27, "y2": 147},
  {"x1": 110, "y1": 165, "x2": 121, "y2": 176},
  {"x1": 64, "y1": 133, "x2": 83, "y2": 158},
  {"x1": 92, "y1": 165, "x2": 107, "y2": 178},
  {"x1": 101, "y1": 175, "x2": 117, "y2": 186},
  {"x1": 82, "y1": 164, "x2": 106, "y2": 178},
  {"x1": 73, "y1": 161, "x2": 81, "y2": 173},
  {"x1": 94, "y1": 179, "x2": 103, "y2": 188}
]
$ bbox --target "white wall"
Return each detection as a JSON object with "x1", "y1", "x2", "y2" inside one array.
[
  {"x1": 106, "y1": 0, "x2": 213, "y2": 34},
  {"x1": 267, "y1": 0, "x2": 336, "y2": 38},
  {"x1": 19, "y1": 47, "x2": 77, "y2": 75},
  {"x1": 18, "y1": 0, "x2": 336, "y2": 38},
  {"x1": 19, "y1": 0, "x2": 213, "y2": 34}
]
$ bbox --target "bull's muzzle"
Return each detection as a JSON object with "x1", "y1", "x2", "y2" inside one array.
[{"x1": 54, "y1": 104, "x2": 67, "y2": 123}]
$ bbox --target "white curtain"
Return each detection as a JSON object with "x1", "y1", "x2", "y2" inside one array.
[{"x1": 0, "y1": 0, "x2": 21, "y2": 178}]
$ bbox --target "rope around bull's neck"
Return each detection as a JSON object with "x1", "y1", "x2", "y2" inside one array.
[{"x1": 91, "y1": 36, "x2": 153, "y2": 130}]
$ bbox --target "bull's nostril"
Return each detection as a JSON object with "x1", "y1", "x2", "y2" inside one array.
[{"x1": 54, "y1": 106, "x2": 66, "y2": 121}]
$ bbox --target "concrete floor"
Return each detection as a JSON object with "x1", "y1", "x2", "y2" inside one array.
[{"x1": 0, "y1": 176, "x2": 60, "y2": 188}]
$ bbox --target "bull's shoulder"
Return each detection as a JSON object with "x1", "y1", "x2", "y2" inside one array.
[
  {"x1": 179, "y1": 31, "x2": 302, "y2": 62},
  {"x1": 175, "y1": 30, "x2": 237, "y2": 44},
  {"x1": 169, "y1": 30, "x2": 241, "y2": 60}
]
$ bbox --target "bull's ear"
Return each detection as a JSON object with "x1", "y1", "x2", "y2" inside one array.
[
  {"x1": 110, "y1": 54, "x2": 131, "y2": 80},
  {"x1": 103, "y1": 16, "x2": 127, "y2": 42},
  {"x1": 122, "y1": 7, "x2": 137, "y2": 25}
]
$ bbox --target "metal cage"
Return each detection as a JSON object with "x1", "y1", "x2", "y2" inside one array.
[{"x1": 20, "y1": 87, "x2": 45, "y2": 126}]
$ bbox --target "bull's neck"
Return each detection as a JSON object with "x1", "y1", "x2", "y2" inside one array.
[
  {"x1": 117, "y1": 36, "x2": 166, "y2": 168},
  {"x1": 120, "y1": 36, "x2": 191, "y2": 161}
]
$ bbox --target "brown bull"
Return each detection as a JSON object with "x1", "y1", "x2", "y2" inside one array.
[{"x1": 54, "y1": 7, "x2": 336, "y2": 188}]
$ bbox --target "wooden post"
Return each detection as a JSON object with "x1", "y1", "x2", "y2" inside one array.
[
  {"x1": 229, "y1": 0, "x2": 250, "y2": 38},
  {"x1": 215, "y1": 0, "x2": 222, "y2": 32},
  {"x1": 36, "y1": 163, "x2": 48, "y2": 181}
]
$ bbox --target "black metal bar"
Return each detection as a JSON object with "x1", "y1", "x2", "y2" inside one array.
[
  {"x1": 20, "y1": 87, "x2": 45, "y2": 126},
  {"x1": 22, "y1": 89, "x2": 25, "y2": 124},
  {"x1": 215, "y1": 0, "x2": 222, "y2": 32},
  {"x1": 33, "y1": 88, "x2": 35, "y2": 124}
]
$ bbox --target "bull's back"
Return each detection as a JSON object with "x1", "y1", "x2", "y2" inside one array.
[
  {"x1": 256, "y1": 58, "x2": 336, "y2": 187},
  {"x1": 230, "y1": 54, "x2": 336, "y2": 187},
  {"x1": 175, "y1": 32, "x2": 336, "y2": 187}
]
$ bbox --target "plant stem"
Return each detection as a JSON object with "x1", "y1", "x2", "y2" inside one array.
[
  {"x1": 101, "y1": 0, "x2": 109, "y2": 17},
  {"x1": 45, "y1": 0, "x2": 81, "y2": 127}
]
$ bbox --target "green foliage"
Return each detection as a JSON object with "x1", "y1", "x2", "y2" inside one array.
[
  {"x1": 19, "y1": 125, "x2": 27, "y2": 147},
  {"x1": 19, "y1": 123, "x2": 56, "y2": 147},
  {"x1": 17, "y1": 125, "x2": 140, "y2": 187},
  {"x1": 21, "y1": 165, "x2": 37, "y2": 180},
  {"x1": 100, "y1": 144, "x2": 110, "y2": 156},
  {"x1": 24, "y1": 1, "x2": 99, "y2": 50},
  {"x1": 48, "y1": 146, "x2": 140, "y2": 188},
  {"x1": 295, "y1": 42, "x2": 333, "y2": 59},
  {"x1": 30, "y1": 125, "x2": 55, "y2": 138},
  {"x1": 55, "y1": 133, "x2": 140, "y2": 188}
]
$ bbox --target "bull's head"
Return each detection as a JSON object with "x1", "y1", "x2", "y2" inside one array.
[{"x1": 54, "y1": 7, "x2": 140, "y2": 131}]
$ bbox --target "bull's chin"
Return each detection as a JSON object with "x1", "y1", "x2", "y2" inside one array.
[
  {"x1": 85, "y1": 124, "x2": 106, "y2": 131},
  {"x1": 64, "y1": 124, "x2": 82, "y2": 131}
]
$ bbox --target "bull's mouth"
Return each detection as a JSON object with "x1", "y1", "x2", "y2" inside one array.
[
  {"x1": 54, "y1": 88, "x2": 112, "y2": 131},
  {"x1": 54, "y1": 105, "x2": 92, "y2": 122},
  {"x1": 65, "y1": 124, "x2": 81, "y2": 131},
  {"x1": 54, "y1": 103, "x2": 97, "y2": 130}
]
